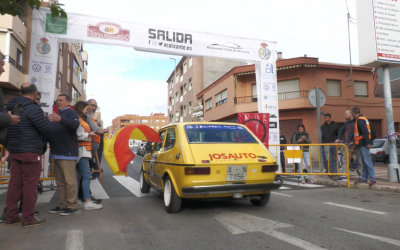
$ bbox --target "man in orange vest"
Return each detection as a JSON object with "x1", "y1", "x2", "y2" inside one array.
[{"x1": 352, "y1": 107, "x2": 376, "y2": 186}]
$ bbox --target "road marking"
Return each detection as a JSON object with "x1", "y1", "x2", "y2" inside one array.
[
  {"x1": 36, "y1": 190, "x2": 56, "y2": 203},
  {"x1": 284, "y1": 181, "x2": 326, "y2": 188},
  {"x1": 214, "y1": 211, "x2": 325, "y2": 250},
  {"x1": 334, "y1": 228, "x2": 400, "y2": 247},
  {"x1": 272, "y1": 192, "x2": 292, "y2": 197},
  {"x1": 324, "y1": 202, "x2": 388, "y2": 215},
  {"x1": 90, "y1": 178, "x2": 110, "y2": 199},
  {"x1": 113, "y1": 176, "x2": 158, "y2": 197},
  {"x1": 65, "y1": 230, "x2": 83, "y2": 250},
  {"x1": 278, "y1": 186, "x2": 291, "y2": 190},
  {"x1": 0, "y1": 189, "x2": 7, "y2": 195}
]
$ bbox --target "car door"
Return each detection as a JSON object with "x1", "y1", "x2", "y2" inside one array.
[{"x1": 147, "y1": 130, "x2": 166, "y2": 189}]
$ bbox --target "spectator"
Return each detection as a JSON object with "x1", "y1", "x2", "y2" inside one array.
[
  {"x1": 5, "y1": 82, "x2": 50, "y2": 227},
  {"x1": 321, "y1": 113, "x2": 340, "y2": 173},
  {"x1": 0, "y1": 51, "x2": 20, "y2": 145},
  {"x1": 292, "y1": 124, "x2": 315, "y2": 184},
  {"x1": 47, "y1": 94, "x2": 80, "y2": 216},
  {"x1": 279, "y1": 130, "x2": 287, "y2": 173},
  {"x1": 74, "y1": 101, "x2": 103, "y2": 210},
  {"x1": 352, "y1": 107, "x2": 376, "y2": 186}
]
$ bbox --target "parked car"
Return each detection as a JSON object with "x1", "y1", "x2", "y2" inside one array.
[
  {"x1": 140, "y1": 122, "x2": 281, "y2": 213},
  {"x1": 370, "y1": 138, "x2": 400, "y2": 163}
]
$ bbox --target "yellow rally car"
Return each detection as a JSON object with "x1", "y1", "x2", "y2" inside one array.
[{"x1": 140, "y1": 122, "x2": 281, "y2": 213}]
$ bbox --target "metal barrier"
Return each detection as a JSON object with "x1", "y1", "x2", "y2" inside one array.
[
  {"x1": 0, "y1": 145, "x2": 55, "y2": 186},
  {"x1": 269, "y1": 143, "x2": 350, "y2": 188}
]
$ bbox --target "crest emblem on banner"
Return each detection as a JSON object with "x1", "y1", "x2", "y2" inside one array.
[
  {"x1": 259, "y1": 43, "x2": 271, "y2": 60},
  {"x1": 37, "y1": 38, "x2": 51, "y2": 55}
]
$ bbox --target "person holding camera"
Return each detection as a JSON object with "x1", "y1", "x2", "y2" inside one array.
[{"x1": 292, "y1": 124, "x2": 315, "y2": 184}]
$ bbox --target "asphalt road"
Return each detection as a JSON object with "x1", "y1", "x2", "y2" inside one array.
[{"x1": 0, "y1": 154, "x2": 399, "y2": 250}]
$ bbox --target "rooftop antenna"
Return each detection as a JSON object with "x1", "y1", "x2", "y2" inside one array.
[{"x1": 345, "y1": 0, "x2": 356, "y2": 87}]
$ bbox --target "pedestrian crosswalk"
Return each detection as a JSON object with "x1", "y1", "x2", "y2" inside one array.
[{"x1": 0, "y1": 177, "x2": 328, "y2": 205}]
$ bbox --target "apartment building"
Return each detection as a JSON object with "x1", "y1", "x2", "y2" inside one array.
[
  {"x1": 111, "y1": 113, "x2": 168, "y2": 132},
  {"x1": 195, "y1": 56, "x2": 400, "y2": 144},
  {"x1": 0, "y1": 1, "x2": 88, "y2": 105},
  {"x1": 166, "y1": 57, "x2": 246, "y2": 123}
]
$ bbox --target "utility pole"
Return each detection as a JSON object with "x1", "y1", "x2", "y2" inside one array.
[
  {"x1": 170, "y1": 58, "x2": 177, "y2": 124},
  {"x1": 382, "y1": 65, "x2": 399, "y2": 182}
]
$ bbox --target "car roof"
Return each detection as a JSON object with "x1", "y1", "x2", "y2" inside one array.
[{"x1": 160, "y1": 122, "x2": 245, "y2": 130}]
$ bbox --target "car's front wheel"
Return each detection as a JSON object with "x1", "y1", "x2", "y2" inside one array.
[
  {"x1": 250, "y1": 192, "x2": 271, "y2": 206},
  {"x1": 163, "y1": 176, "x2": 182, "y2": 213},
  {"x1": 140, "y1": 169, "x2": 150, "y2": 193}
]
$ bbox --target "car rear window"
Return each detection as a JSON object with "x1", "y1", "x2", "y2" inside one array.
[
  {"x1": 184, "y1": 124, "x2": 257, "y2": 143},
  {"x1": 371, "y1": 140, "x2": 385, "y2": 148}
]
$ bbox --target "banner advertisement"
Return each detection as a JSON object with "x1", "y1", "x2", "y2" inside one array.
[{"x1": 238, "y1": 113, "x2": 269, "y2": 148}]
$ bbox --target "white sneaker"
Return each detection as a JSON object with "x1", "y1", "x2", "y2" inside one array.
[
  {"x1": 84, "y1": 201, "x2": 103, "y2": 210},
  {"x1": 77, "y1": 200, "x2": 84, "y2": 208}
]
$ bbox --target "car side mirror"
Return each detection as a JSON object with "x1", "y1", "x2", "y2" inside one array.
[{"x1": 145, "y1": 143, "x2": 153, "y2": 154}]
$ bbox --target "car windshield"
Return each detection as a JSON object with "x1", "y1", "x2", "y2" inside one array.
[
  {"x1": 371, "y1": 140, "x2": 385, "y2": 148},
  {"x1": 184, "y1": 124, "x2": 257, "y2": 143}
]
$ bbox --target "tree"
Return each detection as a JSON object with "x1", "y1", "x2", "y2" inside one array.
[{"x1": 0, "y1": 0, "x2": 66, "y2": 18}]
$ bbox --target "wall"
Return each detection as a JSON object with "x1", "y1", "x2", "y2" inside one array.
[{"x1": 203, "y1": 57, "x2": 246, "y2": 89}]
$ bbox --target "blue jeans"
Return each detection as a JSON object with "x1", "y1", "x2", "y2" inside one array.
[
  {"x1": 300, "y1": 151, "x2": 313, "y2": 181},
  {"x1": 322, "y1": 146, "x2": 337, "y2": 173},
  {"x1": 76, "y1": 158, "x2": 91, "y2": 200},
  {"x1": 359, "y1": 145, "x2": 375, "y2": 181}
]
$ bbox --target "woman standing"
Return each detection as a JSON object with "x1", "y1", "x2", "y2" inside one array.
[
  {"x1": 291, "y1": 124, "x2": 315, "y2": 184},
  {"x1": 74, "y1": 101, "x2": 103, "y2": 210}
]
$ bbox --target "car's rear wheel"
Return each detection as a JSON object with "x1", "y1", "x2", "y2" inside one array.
[
  {"x1": 250, "y1": 192, "x2": 271, "y2": 206},
  {"x1": 140, "y1": 169, "x2": 150, "y2": 193},
  {"x1": 163, "y1": 176, "x2": 181, "y2": 213}
]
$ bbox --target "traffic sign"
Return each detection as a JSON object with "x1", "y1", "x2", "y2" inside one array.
[{"x1": 308, "y1": 87, "x2": 326, "y2": 108}]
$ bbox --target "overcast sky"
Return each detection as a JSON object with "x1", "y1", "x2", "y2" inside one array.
[{"x1": 63, "y1": 0, "x2": 359, "y2": 127}]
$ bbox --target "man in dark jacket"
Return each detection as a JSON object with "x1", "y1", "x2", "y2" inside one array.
[
  {"x1": 321, "y1": 113, "x2": 340, "y2": 174},
  {"x1": 5, "y1": 82, "x2": 50, "y2": 227},
  {"x1": 47, "y1": 94, "x2": 80, "y2": 216},
  {"x1": 0, "y1": 51, "x2": 20, "y2": 145},
  {"x1": 352, "y1": 107, "x2": 376, "y2": 186},
  {"x1": 279, "y1": 130, "x2": 287, "y2": 173}
]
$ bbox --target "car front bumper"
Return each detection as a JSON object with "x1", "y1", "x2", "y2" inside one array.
[{"x1": 181, "y1": 182, "x2": 282, "y2": 195}]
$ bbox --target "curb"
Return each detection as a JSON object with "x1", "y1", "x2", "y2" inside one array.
[{"x1": 314, "y1": 178, "x2": 400, "y2": 193}]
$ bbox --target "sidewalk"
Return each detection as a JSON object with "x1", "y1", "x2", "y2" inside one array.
[{"x1": 313, "y1": 162, "x2": 400, "y2": 193}]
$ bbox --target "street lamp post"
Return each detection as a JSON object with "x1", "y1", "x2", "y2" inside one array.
[{"x1": 170, "y1": 58, "x2": 177, "y2": 124}]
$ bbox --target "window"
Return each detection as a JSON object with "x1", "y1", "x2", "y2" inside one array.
[
  {"x1": 189, "y1": 102, "x2": 193, "y2": 114},
  {"x1": 156, "y1": 120, "x2": 159, "y2": 123},
  {"x1": 184, "y1": 125, "x2": 258, "y2": 143},
  {"x1": 66, "y1": 83, "x2": 69, "y2": 95},
  {"x1": 172, "y1": 96, "x2": 175, "y2": 104},
  {"x1": 175, "y1": 111, "x2": 179, "y2": 122},
  {"x1": 277, "y1": 79, "x2": 300, "y2": 99},
  {"x1": 130, "y1": 120, "x2": 133, "y2": 123},
  {"x1": 252, "y1": 84, "x2": 257, "y2": 97},
  {"x1": 180, "y1": 106, "x2": 184, "y2": 117},
  {"x1": 153, "y1": 131, "x2": 166, "y2": 152},
  {"x1": 215, "y1": 89, "x2": 228, "y2": 106},
  {"x1": 189, "y1": 57, "x2": 192, "y2": 67},
  {"x1": 175, "y1": 92, "x2": 178, "y2": 100},
  {"x1": 137, "y1": 120, "x2": 143, "y2": 123},
  {"x1": 183, "y1": 83, "x2": 187, "y2": 95},
  {"x1": 72, "y1": 86, "x2": 80, "y2": 103},
  {"x1": 156, "y1": 126, "x2": 160, "y2": 129},
  {"x1": 205, "y1": 98, "x2": 212, "y2": 111},
  {"x1": 326, "y1": 80, "x2": 342, "y2": 97},
  {"x1": 171, "y1": 78, "x2": 174, "y2": 88},
  {"x1": 162, "y1": 120, "x2": 166, "y2": 123},
  {"x1": 189, "y1": 78, "x2": 193, "y2": 90},
  {"x1": 354, "y1": 81, "x2": 368, "y2": 97},
  {"x1": 142, "y1": 120, "x2": 148, "y2": 123},
  {"x1": 183, "y1": 105, "x2": 187, "y2": 117},
  {"x1": 57, "y1": 73, "x2": 62, "y2": 90},
  {"x1": 16, "y1": 49, "x2": 22, "y2": 65},
  {"x1": 150, "y1": 126, "x2": 154, "y2": 129},
  {"x1": 164, "y1": 128, "x2": 176, "y2": 150},
  {"x1": 183, "y1": 62, "x2": 187, "y2": 74},
  {"x1": 59, "y1": 43, "x2": 63, "y2": 55},
  {"x1": 180, "y1": 86, "x2": 183, "y2": 97},
  {"x1": 73, "y1": 57, "x2": 81, "y2": 81}
]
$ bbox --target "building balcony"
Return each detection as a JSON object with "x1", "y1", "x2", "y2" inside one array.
[
  {"x1": 81, "y1": 70, "x2": 87, "y2": 82},
  {"x1": 234, "y1": 96, "x2": 258, "y2": 104},
  {"x1": 278, "y1": 90, "x2": 309, "y2": 100},
  {"x1": 0, "y1": 60, "x2": 24, "y2": 90},
  {"x1": 81, "y1": 51, "x2": 88, "y2": 63},
  {"x1": 0, "y1": 15, "x2": 27, "y2": 45}
]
